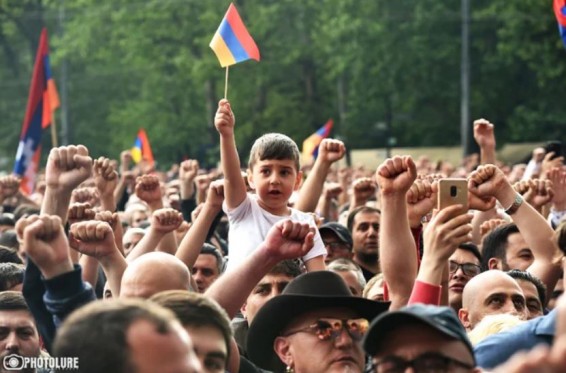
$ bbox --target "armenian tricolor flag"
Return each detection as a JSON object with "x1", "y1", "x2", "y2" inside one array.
[
  {"x1": 13, "y1": 28, "x2": 60, "y2": 194},
  {"x1": 131, "y1": 129, "x2": 155, "y2": 166},
  {"x1": 209, "y1": 3, "x2": 260, "y2": 67},
  {"x1": 302, "y1": 119, "x2": 334, "y2": 163},
  {"x1": 555, "y1": 0, "x2": 566, "y2": 47}
]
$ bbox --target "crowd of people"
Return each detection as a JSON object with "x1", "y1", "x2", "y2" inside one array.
[{"x1": 0, "y1": 100, "x2": 565, "y2": 372}]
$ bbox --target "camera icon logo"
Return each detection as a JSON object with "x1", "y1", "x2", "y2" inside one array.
[{"x1": 3, "y1": 354, "x2": 24, "y2": 370}]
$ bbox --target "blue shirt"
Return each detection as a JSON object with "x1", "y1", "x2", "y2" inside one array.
[{"x1": 474, "y1": 309, "x2": 556, "y2": 369}]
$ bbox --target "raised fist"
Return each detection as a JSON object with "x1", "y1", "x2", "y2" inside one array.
[
  {"x1": 135, "y1": 174, "x2": 163, "y2": 207},
  {"x1": 67, "y1": 202, "x2": 96, "y2": 225},
  {"x1": 214, "y1": 99, "x2": 235, "y2": 136},
  {"x1": 94, "y1": 157, "x2": 119, "y2": 197},
  {"x1": 45, "y1": 145, "x2": 93, "y2": 192},
  {"x1": 376, "y1": 156, "x2": 417, "y2": 197},
  {"x1": 318, "y1": 139, "x2": 346, "y2": 163},
  {"x1": 70, "y1": 221, "x2": 118, "y2": 260},
  {"x1": 18, "y1": 215, "x2": 73, "y2": 279},
  {"x1": 151, "y1": 208, "x2": 183, "y2": 234}
]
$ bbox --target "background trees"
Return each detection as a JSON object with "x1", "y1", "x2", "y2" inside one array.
[{"x1": 0, "y1": 0, "x2": 564, "y2": 168}]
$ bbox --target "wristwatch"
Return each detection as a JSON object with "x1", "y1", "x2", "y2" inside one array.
[{"x1": 504, "y1": 194, "x2": 523, "y2": 215}]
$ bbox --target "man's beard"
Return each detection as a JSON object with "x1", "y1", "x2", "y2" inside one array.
[{"x1": 357, "y1": 252, "x2": 379, "y2": 263}]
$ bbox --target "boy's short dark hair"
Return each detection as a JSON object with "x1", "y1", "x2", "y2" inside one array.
[{"x1": 248, "y1": 133, "x2": 301, "y2": 171}]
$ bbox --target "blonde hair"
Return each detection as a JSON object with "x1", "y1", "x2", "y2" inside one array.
[
  {"x1": 468, "y1": 313, "x2": 524, "y2": 346},
  {"x1": 363, "y1": 273, "x2": 384, "y2": 299}
]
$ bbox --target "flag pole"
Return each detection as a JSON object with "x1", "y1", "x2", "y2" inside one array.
[
  {"x1": 51, "y1": 111, "x2": 58, "y2": 147},
  {"x1": 224, "y1": 66, "x2": 229, "y2": 99}
]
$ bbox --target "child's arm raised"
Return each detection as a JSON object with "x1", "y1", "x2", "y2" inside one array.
[{"x1": 215, "y1": 99, "x2": 247, "y2": 209}]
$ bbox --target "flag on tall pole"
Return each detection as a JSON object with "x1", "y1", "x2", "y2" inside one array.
[
  {"x1": 209, "y1": 3, "x2": 260, "y2": 98},
  {"x1": 13, "y1": 28, "x2": 60, "y2": 194},
  {"x1": 131, "y1": 129, "x2": 155, "y2": 166},
  {"x1": 555, "y1": 0, "x2": 566, "y2": 47},
  {"x1": 302, "y1": 119, "x2": 334, "y2": 163}
]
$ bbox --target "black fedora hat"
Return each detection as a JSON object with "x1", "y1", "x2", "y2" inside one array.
[{"x1": 247, "y1": 271, "x2": 390, "y2": 372}]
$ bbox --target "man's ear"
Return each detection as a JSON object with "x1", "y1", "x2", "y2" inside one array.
[
  {"x1": 241, "y1": 301, "x2": 248, "y2": 319},
  {"x1": 458, "y1": 308, "x2": 471, "y2": 330},
  {"x1": 294, "y1": 170, "x2": 303, "y2": 191},
  {"x1": 488, "y1": 258, "x2": 502, "y2": 270},
  {"x1": 274, "y1": 336, "x2": 293, "y2": 367}
]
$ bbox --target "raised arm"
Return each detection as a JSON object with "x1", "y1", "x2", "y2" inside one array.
[
  {"x1": 215, "y1": 99, "x2": 247, "y2": 209},
  {"x1": 93, "y1": 156, "x2": 119, "y2": 212},
  {"x1": 376, "y1": 155, "x2": 418, "y2": 310},
  {"x1": 295, "y1": 139, "x2": 345, "y2": 213},
  {"x1": 176, "y1": 180, "x2": 224, "y2": 270},
  {"x1": 205, "y1": 220, "x2": 314, "y2": 318},
  {"x1": 469, "y1": 165, "x2": 563, "y2": 301},
  {"x1": 70, "y1": 220, "x2": 127, "y2": 298},
  {"x1": 126, "y1": 208, "x2": 183, "y2": 262}
]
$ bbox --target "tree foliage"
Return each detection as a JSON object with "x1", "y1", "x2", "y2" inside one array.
[{"x1": 0, "y1": 0, "x2": 564, "y2": 168}]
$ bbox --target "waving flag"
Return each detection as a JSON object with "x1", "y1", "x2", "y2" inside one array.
[
  {"x1": 555, "y1": 0, "x2": 566, "y2": 47},
  {"x1": 302, "y1": 119, "x2": 334, "y2": 163},
  {"x1": 13, "y1": 28, "x2": 60, "y2": 194},
  {"x1": 210, "y1": 3, "x2": 260, "y2": 67},
  {"x1": 131, "y1": 129, "x2": 154, "y2": 166}
]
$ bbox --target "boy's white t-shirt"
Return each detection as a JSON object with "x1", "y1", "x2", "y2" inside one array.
[{"x1": 224, "y1": 193, "x2": 327, "y2": 271}]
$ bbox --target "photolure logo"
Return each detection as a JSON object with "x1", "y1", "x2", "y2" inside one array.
[
  {"x1": 3, "y1": 354, "x2": 79, "y2": 371},
  {"x1": 3, "y1": 354, "x2": 23, "y2": 370}
]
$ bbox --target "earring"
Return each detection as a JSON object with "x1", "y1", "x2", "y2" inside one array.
[{"x1": 285, "y1": 366, "x2": 294, "y2": 373}]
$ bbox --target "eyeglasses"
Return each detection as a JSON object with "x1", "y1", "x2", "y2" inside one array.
[
  {"x1": 324, "y1": 242, "x2": 351, "y2": 251},
  {"x1": 367, "y1": 352, "x2": 474, "y2": 373},
  {"x1": 283, "y1": 318, "x2": 369, "y2": 342},
  {"x1": 449, "y1": 261, "x2": 481, "y2": 277}
]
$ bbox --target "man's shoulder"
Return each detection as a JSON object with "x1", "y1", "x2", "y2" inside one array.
[{"x1": 474, "y1": 311, "x2": 555, "y2": 369}]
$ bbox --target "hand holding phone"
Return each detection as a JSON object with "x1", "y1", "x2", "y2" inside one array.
[{"x1": 438, "y1": 179, "x2": 468, "y2": 214}]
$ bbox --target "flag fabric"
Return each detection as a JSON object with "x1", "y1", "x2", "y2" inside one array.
[
  {"x1": 131, "y1": 129, "x2": 155, "y2": 166},
  {"x1": 13, "y1": 28, "x2": 60, "y2": 194},
  {"x1": 302, "y1": 119, "x2": 334, "y2": 162},
  {"x1": 209, "y1": 3, "x2": 260, "y2": 67},
  {"x1": 555, "y1": 0, "x2": 566, "y2": 47}
]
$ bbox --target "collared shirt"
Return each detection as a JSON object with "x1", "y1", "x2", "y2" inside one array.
[{"x1": 474, "y1": 309, "x2": 556, "y2": 369}]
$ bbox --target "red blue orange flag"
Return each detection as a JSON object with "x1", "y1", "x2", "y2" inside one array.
[
  {"x1": 555, "y1": 0, "x2": 566, "y2": 47},
  {"x1": 131, "y1": 129, "x2": 155, "y2": 166},
  {"x1": 210, "y1": 3, "x2": 260, "y2": 67},
  {"x1": 302, "y1": 119, "x2": 334, "y2": 163},
  {"x1": 13, "y1": 28, "x2": 60, "y2": 194}
]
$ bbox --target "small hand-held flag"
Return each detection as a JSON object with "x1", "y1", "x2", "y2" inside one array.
[
  {"x1": 555, "y1": 0, "x2": 566, "y2": 47},
  {"x1": 302, "y1": 119, "x2": 334, "y2": 164},
  {"x1": 13, "y1": 28, "x2": 60, "y2": 194},
  {"x1": 131, "y1": 129, "x2": 155, "y2": 166},
  {"x1": 210, "y1": 2, "x2": 260, "y2": 98}
]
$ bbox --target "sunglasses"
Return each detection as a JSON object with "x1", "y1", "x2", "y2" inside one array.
[
  {"x1": 367, "y1": 352, "x2": 474, "y2": 373},
  {"x1": 283, "y1": 318, "x2": 369, "y2": 341},
  {"x1": 448, "y1": 261, "x2": 481, "y2": 277}
]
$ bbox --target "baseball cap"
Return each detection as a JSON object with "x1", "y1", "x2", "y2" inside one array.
[
  {"x1": 363, "y1": 304, "x2": 475, "y2": 364},
  {"x1": 319, "y1": 222, "x2": 353, "y2": 248}
]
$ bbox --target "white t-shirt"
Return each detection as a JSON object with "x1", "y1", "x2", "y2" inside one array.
[{"x1": 224, "y1": 193, "x2": 326, "y2": 271}]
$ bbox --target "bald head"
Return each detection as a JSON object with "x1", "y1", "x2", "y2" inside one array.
[
  {"x1": 459, "y1": 270, "x2": 526, "y2": 330},
  {"x1": 121, "y1": 252, "x2": 191, "y2": 299}
]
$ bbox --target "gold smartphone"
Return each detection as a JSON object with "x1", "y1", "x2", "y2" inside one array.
[{"x1": 438, "y1": 179, "x2": 468, "y2": 213}]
